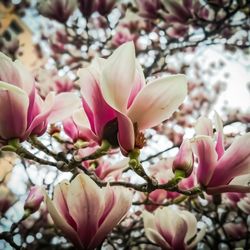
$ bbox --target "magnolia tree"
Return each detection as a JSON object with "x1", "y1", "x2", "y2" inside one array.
[{"x1": 0, "y1": 0, "x2": 250, "y2": 249}]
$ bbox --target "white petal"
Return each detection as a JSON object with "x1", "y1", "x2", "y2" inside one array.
[
  {"x1": 128, "y1": 74, "x2": 187, "y2": 130},
  {"x1": 100, "y1": 42, "x2": 136, "y2": 112}
]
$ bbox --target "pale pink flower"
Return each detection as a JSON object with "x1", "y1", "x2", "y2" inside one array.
[
  {"x1": 237, "y1": 193, "x2": 250, "y2": 214},
  {"x1": 35, "y1": 68, "x2": 74, "y2": 98},
  {"x1": 77, "y1": 42, "x2": 187, "y2": 155},
  {"x1": 166, "y1": 24, "x2": 189, "y2": 38},
  {"x1": 24, "y1": 186, "x2": 44, "y2": 213},
  {"x1": 63, "y1": 108, "x2": 95, "y2": 142},
  {"x1": 112, "y1": 27, "x2": 137, "y2": 48},
  {"x1": 143, "y1": 206, "x2": 205, "y2": 249},
  {"x1": 224, "y1": 222, "x2": 247, "y2": 239},
  {"x1": 38, "y1": 0, "x2": 77, "y2": 23},
  {"x1": 89, "y1": 159, "x2": 129, "y2": 181},
  {"x1": 191, "y1": 113, "x2": 250, "y2": 194},
  {"x1": 0, "y1": 53, "x2": 80, "y2": 143},
  {"x1": 45, "y1": 173, "x2": 132, "y2": 249}
]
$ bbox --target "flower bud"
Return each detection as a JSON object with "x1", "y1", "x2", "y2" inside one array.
[
  {"x1": 24, "y1": 186, "x2": 44, "y2": 213},
  {"x1": 173, "y1": 139, "x2": 194, "y2": 177}
]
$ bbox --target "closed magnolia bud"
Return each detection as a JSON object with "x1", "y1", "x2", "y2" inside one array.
[
  {"x1": 173, "y1": 139, "x2": 194, "y2": 177},
  {"x1": 24, "y1": 186, "x2": 44, "y2": 213}
]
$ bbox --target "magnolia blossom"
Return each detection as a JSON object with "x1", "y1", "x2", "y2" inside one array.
[
  {"x1": 143, "y1": 206, "x2": 205, "y2": 249},
  {"x1": 63, "y1": 108, "x2": 93, "y2": 142},
  {"x1": 83, "y1": 158, "x2": 129, "y2": 181},
  {"x1": 77, "y1": 42, "x2": 187, "y2": 155},
  {"x1": 35, "y1": 68, "x2": 74, "y2": 98},
  {"x1": 0, "y1": 53, "x2": 80, "y2": 143},
  {"x1": 45, "y1": 173, "x2": 132, "y2": 249},
  {"x1": 145, "y1": 159, "x2": 195, "y2": 211},
  {"x1": 191, "y1": 114, "x2": 250, "y2": 194},
  {"x1": 112, "y1": 27, "x2": 137, "y2": 48},
  {"x1": 224, "y1": 222, "x2": 247, "y2": 239},
  {"x1": 136, "y1": 0, "x2": 162, "y2": 19},
  {"x1": 173, "y1": 139, "x2": 194, "y2": 177},
  {"x1": 24, "y1": 186, "x2": 45, "y2": 213},
  {"x1": 38, "y1": 0, "x2": 77, "y2": 23}
]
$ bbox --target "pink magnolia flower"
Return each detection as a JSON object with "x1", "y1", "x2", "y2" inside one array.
[
  {"x1": 45, "y1": 173, "x2": 132, "y2": 249},
  {"x1": 145, "y1": 159, "x2": 195, "y2": 211},
  {"x1": 136, "y1": 0, "x2": 162, "y2": 19},
  {"x1": 77, "y1": 42, "x2": 187, "y2": 155},
  {"x1": 166, "y1": 24, "x2": 189, "y2": 39},
  {"x1": 38, "y1": 0, "x2": 77, "y2": 23},
  {"x1": 0, "y1": 53, "x2": 80, "y2": 143},
  {"x1": 143, "y1": 206, "x2": 205, "y2": 249},
  {"x1": 173, "y1": 139, "x2": 194, "y2": 177},
  {"x1": 63, "y1": 108, "x2": 95, "y2": 142},
  {"x1": 35, "y1": 68, "x2": 74, "y2": 98},
  {"x1": 224, "y1": 222, "x2": 247, "y2": 239},
  {"x1": 191, "y1": 114, "x2": 250, "y2": 194},
  {"x1": 237, "y1": 193, "x2": 250, "y2": 214},
  {"x1": 83, "y1": 158, "x2": 129, "y2": 181},
  {"x1": 112, "y1": 27, "x2": 137, "y2": 48},
  {"x1": 24, "y1": 186, "x2": 45, "y2": 213}
]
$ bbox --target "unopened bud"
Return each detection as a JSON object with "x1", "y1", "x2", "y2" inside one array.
[
  {"x1": 24, "y1": 186, "x2": 44, "y2": 213},
  {"x1": 173, "y1": 139, "x2": 194, "y2": 177}
]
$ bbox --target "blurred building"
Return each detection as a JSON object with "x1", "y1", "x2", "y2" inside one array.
[{"x1": 0, "y1": 2, "x2": 43, "y2": 69}]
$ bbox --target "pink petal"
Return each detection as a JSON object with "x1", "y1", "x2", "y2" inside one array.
[
  {"x1": 191, "y1": 136, "x2": 218, "y2": 186},
  {"x1": 78, "y1": 67, "x2": 116, "y2": 137},
  {"x1": 95, "y1": 159, "x2": 129, "y2": 181},
  {"x1": 72, "y1": 109, "x2": 99, "y2": 142},
  {"x1": 127, "y1": 61, "x2": 145, "y2": 108},
  {"x1": 194, "y1": 116, "x2": 213, "y2": 136},
  {"x1": 47, "y1": 92, "x2": 81, "y2": 123},
  {"x1": 0, "y1": 53, "x2": 34, "y2": 95},
  {"x1": 209, "y1": 133, "x2": 250, "y2": 186},
  {"x1": 117, "y1": 112, "x2": 135, "y2": 154},
  {"x1": 89, "y1": 185, "x2": 132, "y2": 249},
  {"x1": 100, "y1": 41, "x2": 136, "y2": 112},
  {"x1": 66, "y1": 173, "x2": 105, "y2": 247},
  {"x1": 63, "y1": 117, "x2": 79, "y2": 141},
  {"x1": 214, "y1": 112, "x2": 224, "y2": 159},
  {"x1": 128, "y1": 74, "x2": 187, "y2": 130},
  {"x1": 179, "y1": 211, "x2": 197, "y2": 243},
  {"x1": 156, "y1": 207, "x2": 187, "y2": 248},
  {"x1": 26, "y1": 92, "x2": 55, "y2": 136},
  {"x1": 53, "y1": 181, "x2": 77, "y2": 230},
  {"x1": 0, "y1": 81, "x2": 29, "y2": 140},
  {"x1": 143, "y1": 210, "x2": 171, "y2": 249},
  {"x1": 45, "y1": 191, "x2": 82, "y2": 249}
]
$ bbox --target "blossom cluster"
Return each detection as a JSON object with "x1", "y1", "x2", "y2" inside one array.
[{"x1": 0, "y1": 37, "x2": 249, "y2": 249}]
